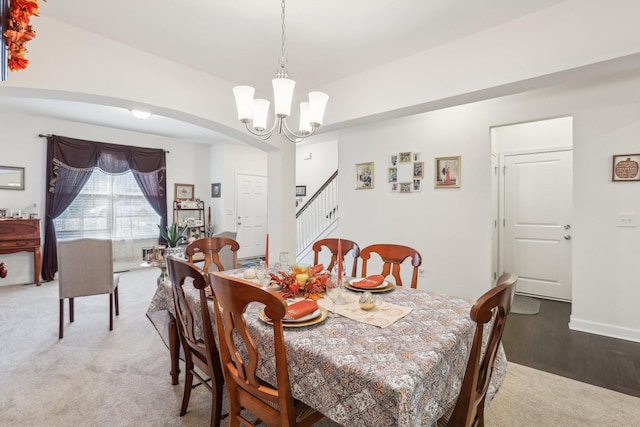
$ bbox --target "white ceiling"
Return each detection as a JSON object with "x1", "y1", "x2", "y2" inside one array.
[{"x1": 0, "y1": 0, "x2": 568, "y2": 143}]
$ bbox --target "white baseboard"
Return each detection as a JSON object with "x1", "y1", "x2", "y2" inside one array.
[
  {"x1": 0, "y1": 273, "x2": 33, "y2": 287},
  {"x1": 569, "y1": 316, "x2": 640, "y2": 344}
]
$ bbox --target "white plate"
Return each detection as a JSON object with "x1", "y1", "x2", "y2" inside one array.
[
  {"x1": 283, "y1": 308, "x2": 321, "y2": 323},
  {"x1": 348, "y1": 278, "x2": 388, "y2": 289},
  {"x1": 259, "y1": 307, "x2": 328, "y2": 328}
]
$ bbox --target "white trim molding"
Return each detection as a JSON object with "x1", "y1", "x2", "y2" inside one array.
[{"x1": 569, "y1": 317, "x2": 640, "y2": 344}]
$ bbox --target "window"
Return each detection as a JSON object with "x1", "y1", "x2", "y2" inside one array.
[{"x1": 54, "y1": 169, "x2": 160, "y2": 241}]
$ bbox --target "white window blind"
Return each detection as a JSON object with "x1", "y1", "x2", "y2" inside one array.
[{"x1": 54, "y1": 169, "x2": 160, "y2": 241}]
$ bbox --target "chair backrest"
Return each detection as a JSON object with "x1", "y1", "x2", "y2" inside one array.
[
  {"x1": 208, "y1": 271, "x2": 300, "y2": 427},
  {"x1": 447, "y1": 272, "x2": 518, "y2": 427},
  {"x1": 166, "y1": 256, "x2": 223, "y2": 383},
  {"x1": 312, "y1": 238, "x2": 360, "y2": 276},
  {"x1": 360, "y1": 243, "x2": 422, "y2": 288},
  {"x1": 57, "y1": 238, "x2": 115, "y2": 298},
  {"x1": 185, "y1": 234, "x2": 239, "y2": 273}
]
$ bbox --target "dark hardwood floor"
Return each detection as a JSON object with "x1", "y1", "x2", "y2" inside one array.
[{"x1": 502, "y1": 297, "x2": 640, "y2": 398}]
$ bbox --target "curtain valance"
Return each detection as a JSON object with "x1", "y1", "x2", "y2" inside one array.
[{"x1": 50, "y1": 135, "x2": 166, "y2": 175}]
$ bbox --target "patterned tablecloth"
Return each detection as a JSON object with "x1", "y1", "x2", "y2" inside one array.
[{"x1": 147, "y1": 274, "x2": 507, "y2": 427}]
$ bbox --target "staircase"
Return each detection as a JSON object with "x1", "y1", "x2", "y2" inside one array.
[{"x1": 296, "y1": 170, "x2": 338, "y2": 259}]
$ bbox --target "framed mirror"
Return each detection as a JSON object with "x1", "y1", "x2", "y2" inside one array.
[{"x1": 0, "y1": 166, "x2": 25, "y2": 190}]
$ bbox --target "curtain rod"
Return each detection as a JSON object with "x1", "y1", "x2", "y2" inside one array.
[{"x1": 38, "y1": 134, "x2": 170, "y2": 153}]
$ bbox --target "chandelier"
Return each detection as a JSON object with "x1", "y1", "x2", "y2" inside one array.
[{"x1": 232, "y1": 0, "x2": 329, "y2": 143}]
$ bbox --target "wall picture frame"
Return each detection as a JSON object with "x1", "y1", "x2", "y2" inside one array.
[
  {"x1": 0, "y1": 165, "x2": 25, "y2": 190},
  {"x1": 295, "y1": 185, "x2": 307, "y2": 197},
  {"x1": 174, "y1": 183, "x2": 194, "y2": 200},
  {"x1": 211, "y1": 182, "x2": 221, "y2": 198},
  {"x1": 399, "y1": 152, "x2": 412, "y2": 163},
  {"x1": 388, "y1": 167, "x2": 398, "y2": 183},
  {"x1": 355, "y1": 162, "x2": 374, "y2": 189},
  {"x1": 434, "y1": 156, "x2": 461, "y2": 188},
  {"x1": 413, "y1": 161, "x2": 424, "y2": 178},
  {"x1": 612, "y1": 154, "x2": 640, "y2": 182},
  {"x1": 399, "y1": 182, "x2": 412, "y2": 193}
]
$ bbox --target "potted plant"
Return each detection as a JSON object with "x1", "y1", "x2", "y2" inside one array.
[{"x1": 158, "y1": 223, "x2": 189, "y2": 257}]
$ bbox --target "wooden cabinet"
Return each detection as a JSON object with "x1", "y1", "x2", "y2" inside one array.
[{"x1": 0, "y1": 219, "x2": 41, "y2": 285}]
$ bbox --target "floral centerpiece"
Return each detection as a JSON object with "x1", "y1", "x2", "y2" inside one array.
[
  {"x1": 3, "y1": 0, "x2": 46, "y2": 71},
  {"x1": 270, "y1": 264, "x2": 329, "y2": 300}
]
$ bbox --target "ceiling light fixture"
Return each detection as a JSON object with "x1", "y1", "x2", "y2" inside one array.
[
  {"x1": 130, "y1": 109, "x2": 151, "y2": 120},
  {"x1": 232, "y1": 0, "x2": 328, "y2": 143}
]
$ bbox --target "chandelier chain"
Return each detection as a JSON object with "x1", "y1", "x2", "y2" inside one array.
[
  {"x1": 280, "y1": 0, "x2": 287, "y2": 65},
  {"x1": 232, "y1": 0, "x2": 327, "y2": 143}
]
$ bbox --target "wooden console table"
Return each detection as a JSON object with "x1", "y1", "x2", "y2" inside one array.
[{"x1": 0, "y1": 219, "x2": 41, "y2": 285}]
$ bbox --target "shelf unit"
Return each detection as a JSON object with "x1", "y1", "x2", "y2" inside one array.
[{"x1": 173, "y1": 199, "x2": 205, "y2": 241}]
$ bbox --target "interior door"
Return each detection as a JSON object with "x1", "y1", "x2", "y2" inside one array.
[
  {"x1": 502, "y1": 150, "x2": 572, "y2": 300},
  {"x1": 235, "y1": 173, "x2": 267, "y2": 260}
]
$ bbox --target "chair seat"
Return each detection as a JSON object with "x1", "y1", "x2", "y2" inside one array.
[
  {"x1": 263, "y1": 396, "x2": 322, "y2": 424},
  {"x1": 436, "y1": 406, "x2": 453, "y2": 427}
]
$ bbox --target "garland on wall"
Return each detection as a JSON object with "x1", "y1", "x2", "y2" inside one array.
[{"x1": 3, "y1": 0, "x2": 46, "y2": 72}]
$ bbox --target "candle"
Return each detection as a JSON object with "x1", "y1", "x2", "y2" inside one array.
[
  {"x1": 337, "y1": 239, "x2": 342, "y2": 283},
  {"x1": 265, "y1": 233, "x2": 269, "y2": 268}
]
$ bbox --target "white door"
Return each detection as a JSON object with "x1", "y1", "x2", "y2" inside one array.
[
  {"x1": 502, "y1": 150, "x2": 572, "y2": 300},
  {"x1": 235, "y1": 174, "x2": 268, "y2": 260}
]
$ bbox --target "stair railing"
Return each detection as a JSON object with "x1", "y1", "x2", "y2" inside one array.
[{"x1": 296, "y1": 170, "x2": 338, "y2": 254}]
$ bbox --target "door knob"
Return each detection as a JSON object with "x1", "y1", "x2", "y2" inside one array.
[
  {"x1": 563, "y1": 224, "x2": 571, "y2": 229},
  {"x1": 564, "y1": 235, "x2": 571, "y2": 240}
]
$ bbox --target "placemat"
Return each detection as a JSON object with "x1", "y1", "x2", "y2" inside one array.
[{"x1": 317, "y1": 293, "x2": 412, "y2": 328}]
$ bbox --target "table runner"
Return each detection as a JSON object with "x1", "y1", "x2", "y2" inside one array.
[{"x1": 316, "y1": 292, "x2": 412, "y2": 328}]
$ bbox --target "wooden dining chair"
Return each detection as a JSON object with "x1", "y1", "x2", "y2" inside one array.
[
  {"x1": 166, "y1": 256, "x2": 225, "y2": 427},
  {"x1": 438, "y1": 272, "x2": 518, "y2": 427},
  {"x1": 57, "y1": 238, "x2": 119, "y2": 339},
  {"x1": 312, "y1": 238, "x2": 360, "y2": 276},
  {"x1": 360, "y1": 243, "x2": 422, "y2": 288},
  {"x1": 208, "y1": 271, "x2": 325, "y2": 427},
  {"x1": 185, "y1": 233, "x2": 239, "y2": 273}
]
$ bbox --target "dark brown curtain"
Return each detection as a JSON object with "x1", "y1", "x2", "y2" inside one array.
[{"x1": 43, "y1": 135, "x2": 167, "y2": 281}]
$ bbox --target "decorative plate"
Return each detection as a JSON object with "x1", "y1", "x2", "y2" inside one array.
[
  {"x1": 258, "y1": 307, "x2": 328, "y2": 328},
  {"x1": 345, "y1": 279, "x2": 395, "y2": 293}
]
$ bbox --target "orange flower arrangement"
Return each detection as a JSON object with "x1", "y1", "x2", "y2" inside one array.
[
  {"x1": 270, "y1": 264, "x2": 329, "y2": 300},
  {"x1": 3, "y1": 0, "x2": 46, "y2": 71}
]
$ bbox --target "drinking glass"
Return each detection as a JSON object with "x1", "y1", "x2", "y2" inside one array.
[
  {"x1": 326, "y1": 275, "x2": 342, "y2": 317},
  {"x1": 331, "y1": 265, "x2": 348, "y2": 305},
  {"x1": 279, "y1": 251, "x2": 290, "y2": 271},
  {"x1": 256, "y1": 260, "x2": 270, "y2": 289}
]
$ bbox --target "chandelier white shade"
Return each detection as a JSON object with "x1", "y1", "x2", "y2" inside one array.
[
  {"x1": 232, "y1": 0, "x2": 328, "y2": 143},
  {"x1": 130, "y1": 109, "x2": 151, "y2": 120}
]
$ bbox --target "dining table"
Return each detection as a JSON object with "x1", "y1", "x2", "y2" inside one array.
[{"x1": 146, "y1": 269, "x2": 507, "y2": 427}]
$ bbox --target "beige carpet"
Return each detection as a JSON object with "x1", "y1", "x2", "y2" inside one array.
[{"x1": 1, "y1": 268, "x2": 639, "y2": 427}]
